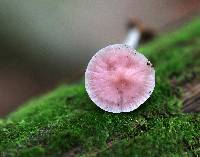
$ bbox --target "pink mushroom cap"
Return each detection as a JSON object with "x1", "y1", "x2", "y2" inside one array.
[{"x1": 85, "y1": 44, "x2": 155, "y2": 113}]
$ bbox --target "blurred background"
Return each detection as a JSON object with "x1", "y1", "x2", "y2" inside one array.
[{"x1": 0, "y1": 0, "x2": 200, "y2": 117}]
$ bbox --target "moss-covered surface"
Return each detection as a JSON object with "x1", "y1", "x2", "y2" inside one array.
[{"x1": 1, "y1": 18, "x2": 200, "y2": 157}]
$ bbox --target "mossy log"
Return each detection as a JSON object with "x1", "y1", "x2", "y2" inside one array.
[{"x1": 0, "y1": 18, "x2": 200, "y2": 157}]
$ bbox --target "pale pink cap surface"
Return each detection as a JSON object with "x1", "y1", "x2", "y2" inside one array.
[{"x1": 85, "y1": 44, "x2": 155, "y2": 113}]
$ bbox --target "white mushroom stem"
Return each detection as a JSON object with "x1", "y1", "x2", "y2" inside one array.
[{"x1": 123, "y1": 27, "x2": 141, "y2": 49}]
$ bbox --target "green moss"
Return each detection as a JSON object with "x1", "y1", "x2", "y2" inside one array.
[{"x1": 1, "y1": 18, "x2": 200, "y2": 157}]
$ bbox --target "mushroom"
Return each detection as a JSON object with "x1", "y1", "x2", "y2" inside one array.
[{"x1": 85, "y1": 21, "x2": 155, "y2": 113}]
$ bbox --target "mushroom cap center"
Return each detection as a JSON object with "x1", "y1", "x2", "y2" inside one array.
[{"x1": 110, "y1": 68, "x2": 133, "y2": 91}]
